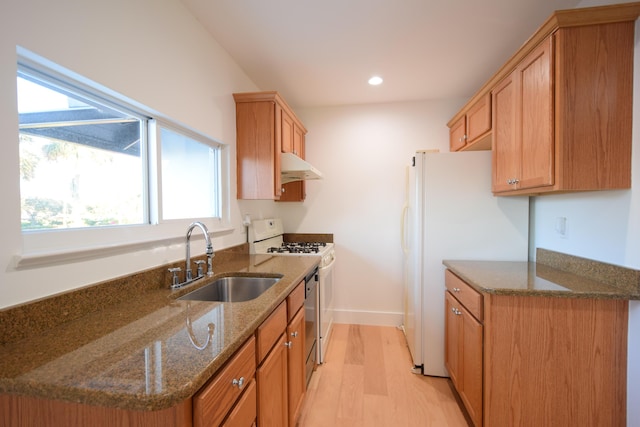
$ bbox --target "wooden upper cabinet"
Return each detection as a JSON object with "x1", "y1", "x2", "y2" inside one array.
[
  {"x1": 492, "y1": 36, "x2": 554, "y2": 194},
  {"x1": 449, "y1": 116, "x2": 466, "y2": 152},
  {"x1": 448, "y1": 94, "x2": 491, "y2": 152},
  {"x1": 278, "y1": 111, "x2": 306, "y2": 202},
  {"x1": 490, "y1": 4, "x2": 637, "y2": 195},
  {"x1": 281, "y1": 109, "x2": 294, "y2": 154},
  {"x1": 234, "y1": 91, "x2": 308, "y2": 201},
  {"x1": 450, "y1": 2, "x2": 638, "y2": 195}
]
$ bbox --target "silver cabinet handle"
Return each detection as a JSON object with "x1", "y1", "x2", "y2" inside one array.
[
  {"x1": 451, "y1": 307, "x2": 462, "y2": 316},
  {"x1": 232, "y1": 377, "x2": 245, "y2": 389},
  {"x1": 284, "y1": 341, "x2": 293, "y2": 348},
  {"x1": 453, "y1": 287, "x2": 460, "y2": 292},
  {"x1": 291, "y1": 331, "x2": 299, "y2": 338}
]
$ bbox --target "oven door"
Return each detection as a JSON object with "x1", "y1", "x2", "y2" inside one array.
[{"x1": 318, "y1": 252, "x2": 335, "y2": 364}]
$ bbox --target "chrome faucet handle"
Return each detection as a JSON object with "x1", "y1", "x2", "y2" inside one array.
[
  {"x1": 194, "y1": 260, "x2": 205, "y2": 277},
  {"x1": 168, "y1": 267, "x2": 182, "y2": 287}
]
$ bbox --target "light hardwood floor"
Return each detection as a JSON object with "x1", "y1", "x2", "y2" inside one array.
[{"x1": 297, "y1": 324, "x2": 470, "y2": 427}]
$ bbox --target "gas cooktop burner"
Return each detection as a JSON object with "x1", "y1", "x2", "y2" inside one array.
[{"x1": 267, "y1": 242, "x2": 327, "y2": 254}]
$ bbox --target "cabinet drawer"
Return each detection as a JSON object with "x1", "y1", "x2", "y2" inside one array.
[
  {"x1": 256, "y1": 302, "x2": 287, "y2": 362},
  {"x1": 194, "y1": 336, "x2": 256, "y2": 427},
  {"x1": 222, "y1": 378, "x2": 257, "y2": 427},
  {"x1": 445, "y1": 270, "x2": 483, "y2": 321},
  {"x1": 287, "y1": 281, "x2": 305, "y2": 321}
]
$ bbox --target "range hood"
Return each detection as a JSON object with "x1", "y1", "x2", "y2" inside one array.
[{"x1": 281, "y1": 152, "x2": 324, "y2": 184}]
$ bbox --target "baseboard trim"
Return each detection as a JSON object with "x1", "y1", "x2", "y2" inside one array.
[{"x1": 332, "y1": 309, "x2": 403, "y2": 327}]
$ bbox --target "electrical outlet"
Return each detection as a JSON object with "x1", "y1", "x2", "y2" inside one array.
[{"x1": 555, "y1": 216, "x2": 568, "y2": 238}]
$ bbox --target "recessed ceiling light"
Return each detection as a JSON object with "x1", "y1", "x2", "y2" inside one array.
[{"x1": 368, "y1": 76, "x2": 383, "y2": 86}]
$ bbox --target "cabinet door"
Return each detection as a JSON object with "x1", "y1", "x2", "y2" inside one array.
[
  {"x1": 287, "y1": 308, "x2": 306, "y2": 427},
  {"x1": 444, "y1": 292, "x2": 460, "y2": 388},
  {"x1": 492, "y1": 72, "x2": 519, "y2": 193},
  {"x1": 466, "y1": 93, "x2": 491, "y2": 144},
  {"x1": 445, "y1": 291, "x2": 483, "y2": 427},
  {"x1": 278, "y1": 124, "x2": 305, "y2": 202},
  {"x1": 517, "y1": 36, "x2": 554, "y2": 190},
  {"x1": 235, "y1": 101, "x2": 280, "y2": 199},
  {"x1": 281, "y1": 110, "x2": 294, "y2": 154},
  {"x1": 449, "y1": 116, "x2": 466, "y2": 152},
  {"x1": 257, "y1": 333, "x2": 288, "y2": 427},
  {"x1": 292, "y1": 123, "x2": 304, "y2": 157},
  {"x1": 460, "y1": 304, "x2": 483, "y2": 427}
]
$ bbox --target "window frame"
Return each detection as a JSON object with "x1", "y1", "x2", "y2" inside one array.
[{"x1": 16, "y1": 48, "x2": 231, "y2": 268}]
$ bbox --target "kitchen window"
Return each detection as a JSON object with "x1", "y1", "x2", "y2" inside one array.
[
  {"x1": 16, "y1": 50, "x2": 228, "y2": 265},
  {"x1": 18, "y1": 72, "x2": 148, "y2": 230}
]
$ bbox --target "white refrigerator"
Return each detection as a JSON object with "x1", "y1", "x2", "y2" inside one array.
[{"x1": 401, "y1": 150, "x2": 529, "y2": 377}]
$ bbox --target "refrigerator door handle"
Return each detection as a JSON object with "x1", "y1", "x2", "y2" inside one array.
[
  {"x1": 401, "y1": 165, "x2": 411, "y2": 255},
  {"x1": 401, "y1": 202, "x2": 409, "y2": 255}
]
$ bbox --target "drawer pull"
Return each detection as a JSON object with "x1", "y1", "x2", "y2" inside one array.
[
  {"x1": 232, "y1": 376, "x2": 246, "y2": 389},
  {"x1": 453, "y1": 287, "x2": 460, "y2": 292},
  {"x1": 451, "y1": 307, "x2": 462, "y2": 316},
  {"x1": 284, "y1": 341, "x2": 293, "y2": 348},
  {"x1": 291, "y1": 331, "x2": 299, "y2": 338}
]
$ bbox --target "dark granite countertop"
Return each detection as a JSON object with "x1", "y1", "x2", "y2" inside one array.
[
  {"x1": 0, "y1": 252, "x2": 320, "y2": 411},
  {"x1": 444, "y1": 249, "x2": 640, "y2": 300}
]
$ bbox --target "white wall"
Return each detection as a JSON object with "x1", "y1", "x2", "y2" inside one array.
[
  {"x1": 272, "y1": 100, "x2": 464, "y2": 325},
  {"x1": 0, "y1": 0, "x2": 259, "y2": 308}
]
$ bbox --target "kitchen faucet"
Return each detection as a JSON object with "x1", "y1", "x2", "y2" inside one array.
[{"x1": 169, "y1": 221, "x2": 214, "y2": 289}]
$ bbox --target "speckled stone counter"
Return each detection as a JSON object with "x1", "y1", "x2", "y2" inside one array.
[
  {"x1": 0, "y1": 252, "x2": 320, "y2": 411},
  {"x1": 443, "y1": 248, "x2": 640, "y2": 300}
]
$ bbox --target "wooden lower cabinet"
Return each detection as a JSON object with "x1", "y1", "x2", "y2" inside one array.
[
  {"x1": 445, "y1": 269, "x2": 629, "y2": 427},
  {"x1": 445, "y1": 283, "x2": 483, "y2": 427},
  {"x1": 256, "y1": 333, "x2": 288, "y2": 427},
  {"x1": 222, "y1": 379, "x2": 256, "y2": 427},
  {"x1": 484, "y1": 294, "x2": 627, "y2": 427},
  {"x1": 0, "y1": 395, "x2": 193, "y2": 427},
  {"x1": 287, "y1": 308, "x2": 305, "y2": 427},
  {"x1": 194, "y1": 336, "x2": 256, "y2": 427}
]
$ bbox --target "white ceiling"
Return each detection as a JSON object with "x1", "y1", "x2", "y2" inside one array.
[{"x1": 181, "y1": 0, "x2": 581, "y2": 108}]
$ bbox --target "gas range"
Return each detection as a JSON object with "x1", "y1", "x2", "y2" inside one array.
[
  {"x1": 267, "y1": 241, "x2": 329, "y2": 254},
  {"x1": 249, "y1": 218, "x2": 334, "y2": 266}
]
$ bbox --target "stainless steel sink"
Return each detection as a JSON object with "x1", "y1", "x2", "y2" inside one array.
[{"x1": 177, "y1": 275, "x2": 283, "y2": 302}]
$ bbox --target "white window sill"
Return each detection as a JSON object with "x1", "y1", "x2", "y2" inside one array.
[{"x1": 15, "y1": 226, "x2": 234, "y2": 270}]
